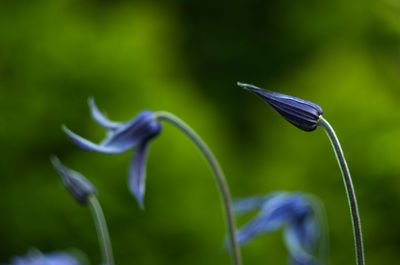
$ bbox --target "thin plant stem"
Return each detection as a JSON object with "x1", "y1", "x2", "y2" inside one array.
[
  {"x1": 318, "y1": 116, "x2": 364, "y2": 265},
  {"x1": 154, "y1": 111, "x2": 242, "y2": 265},
  {"x1": 88, "y1": 195, "x2": 115, "y2": 265}
]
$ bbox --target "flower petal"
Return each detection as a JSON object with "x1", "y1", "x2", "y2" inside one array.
[
  {"x1": 63, "y1": 125, "x2": 131, "y2": 154},
  {"x1": 10, "y1": 250, "x2": 80, "y2": 265},
  {"x1": 235, "y1": 211, "x2": 282, "y2": 245},
  {"x1": 284, "y1": 222, "x2": 314, "y2": 264},
  {"x1": 88, "y1": 98, "x2": 122, "y2": 130},
  {"x1": 233, "y1": 192, "x2": 282, "y2": 216},
  {"x1": 233, "y1": 192, "x2": 325, "y2": 264},
  {"x1": 284, "y1": 216, "x2": 319, "y2": 254},
  {"x1": 128, "y1": 141, "x2": 150, "y2": 208},
  {"x1": 235, "y1": 194, "x2": 292, "y2": 244},
  {"x1": 235, "y1": 193, "x2": 310, "y2": 245},
  {"x1": 101, "y1": 111, "x2": 161, "y2": 149}
]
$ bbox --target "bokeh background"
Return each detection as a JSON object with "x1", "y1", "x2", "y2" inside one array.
[{"x1": 1, "y1": 0, "x2": 400, "y2": 264}]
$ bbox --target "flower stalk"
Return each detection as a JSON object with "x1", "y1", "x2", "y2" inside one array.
[
  {"x1": 240, "y1": 82, "x2": 365, "y2": 265},
  {"x1": 88, "y1": 195, "x2": 115, "y2": 265},
  {"x1": 51, "y1": 157, "x2": 115, "y2": 265},
  {"x1": 318, "y1": 116, "x2": 364, "y2": 265},
  {"x1": 153, "y1": 111, "x2": 242, "y2": 265}
]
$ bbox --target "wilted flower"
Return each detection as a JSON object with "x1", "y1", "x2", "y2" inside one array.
[
  {"x1": 233, "y1": 192, "x2": 325, "y2": 265},
  {"x1": 63, "y1": 98, "x2": 161, "y2": 207},
  {"x1": 8, "y1": 250, "x2": 80, "y2": 265},
  {"x1": 238, "y1": 82, "x2": 323, "y2": 131},
  {"x1": 51, "y1": 156, "x2": 96, "y2": 205}
]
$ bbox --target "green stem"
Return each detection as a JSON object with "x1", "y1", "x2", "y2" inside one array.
[
  {"x1": 154, "y1": 111, "x2": 242, "y2": 265},
  {"x1": 318, "y1": 116, "x2": 364, "y2": 265},
  {"x1": 88, "y1": 195, "x2": 115, "y2": 265}
]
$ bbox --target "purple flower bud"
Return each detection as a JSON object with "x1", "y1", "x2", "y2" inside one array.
[
  {"x1": 62, "y1": 99, "x2": 161, "y2": 207},
  {"x1": 238, "y1": 82, "x2": 323, "y2": 131},
  {"x1": 51, "y1": 156, "x2": 96, "y2": 205},
  {"x1": 233, "y1": 192, "x2": 325, "y2": 265}
]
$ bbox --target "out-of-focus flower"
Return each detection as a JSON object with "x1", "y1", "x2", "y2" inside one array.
[
  {"x1": 8, "y1": 250, "x2": 80, "y2": 265},
  {"x1": 63, "y1": 99, "x2": 161, "y2": 207},
  {"x1": 51, "y1": 156, "x2": 96, "y2": 205},
  {"x1": 233, "y1": 192, "x2": 325, "y2": 265},
  {"x1": 238, "y1": 82, "x2": 323, "y2": 131}
]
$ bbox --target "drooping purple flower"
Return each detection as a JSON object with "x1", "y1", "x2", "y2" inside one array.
[
  {"x1": 233, "y1": 192, "x2": 325, "y2": 265},
  {"x1": 51, "y1": 156, "x2": 97, "y2": 205},
  {"x1": 8, "y1": 250, "x2": 80, "y2": 265},
  {"x1": 238, "y1": 82, "x2": 323, "y2": 131},
  {"x1": 63, "y1": 98, "x2": 161, "y2": 207}
]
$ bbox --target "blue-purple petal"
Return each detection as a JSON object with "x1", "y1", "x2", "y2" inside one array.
[
  {"x1": 100, "y1": 111, "x2": 161, "y2": 149},
  {"x1": 63, "y1": 125, "x2": 132, "y2": 154},
  {"x1": 9, "y1": 250, "x2": 80, "y2": 265},
  {"x1": 233, "y1": 193, "x2": 278, "y2": 215},
  {"x1": 128, "y1": 141, "x2": 150, "y2": 208},
  {"x1": 63, "y1": 105, "x2": 162, "y2": 206},
  {"x1": 233, "y1": 192, "x2": 324, "y2": 265},
  {"x1": 235, "y1": 193, "x2": 303, "y2": 244},
  {"x1": 235, "y1": 210, "x2": 282, "y2": 244},
  {"x1": 88, "y1": 98, "x2": 122, "y2": 130},
  {"x1": 285, "y1": 216, "x2": 319, "y2": 253}
]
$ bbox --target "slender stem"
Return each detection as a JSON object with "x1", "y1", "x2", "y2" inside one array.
[
  {"x1": 318, "y1": 116, "x2": 364, "y2": 265},
  {"x1": 154, "y1": 111, "x2": 242, "y2": 265},
  {"x1": 88, "y1": 195, "x2": 115, "y2": 265}
]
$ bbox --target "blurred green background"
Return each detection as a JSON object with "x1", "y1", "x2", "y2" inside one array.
[{"x1": 1, "y1": 0, "x2": 400, "y2": 264}]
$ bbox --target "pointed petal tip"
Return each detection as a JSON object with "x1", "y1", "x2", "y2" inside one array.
[
  {"x1": 50, "y1": 155, "x2": 59, "y2": 165},
  {"x1": 64, "y1": 124, "x2": 130, "y2": 153},
  {"x1": 237, "y1": 81, "x2": 246, "y2": 87},
  {"x1": 87, "y1": 96, "x2": 95, "y2": 105},
  {"x1": 87, "y1": 97, "x2": 98, "y2": 111},
  {"x1": 237, "y1": 82, "x2": 262, "y2": 92},
  {"x1": 62, "y1": 126, "x2": 97, "y2": 152},
  {"x1": 61, "y1": 124, "x2": 71, "y2": 133},
  {"x1": 131, "y1": 185, "x2": 146, "y2": 210},
  {"x1": 237, "y1": 81, "x2": 251, "y2": 90},
  {"x1": 87, "y1": 97, "x2": 122, "y2": 130},
  {"x1": 138, "y1": 200, "x2": 145, "y2": 210},
  {"x1": 50, "y1": 155, "x2": 64, "y2": 174},
  {"x1": 62, "y1": 125, "x2": 76, "y2": 138},
  {"x1": 131, "y1": 188, "x2": 146, "y2": 210}
]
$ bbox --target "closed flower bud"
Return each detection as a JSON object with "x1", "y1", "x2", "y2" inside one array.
[
  {"x1": 51, "y1": 156, "x2": 97, "y2": 205},
  {"x1": 238, "y1": 82, "x2": 323, "y2": 131}
]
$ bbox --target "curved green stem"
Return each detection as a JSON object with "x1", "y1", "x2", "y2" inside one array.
[
  {"x1": 88, "y1": 195, "x2": 115, "y2": 265},
  {"x1": 318, "y1": 116, "x2": 364, "y2": 265},
  {"x1": 154, "y1": 111, "x2": 242, "y2": 265}
]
